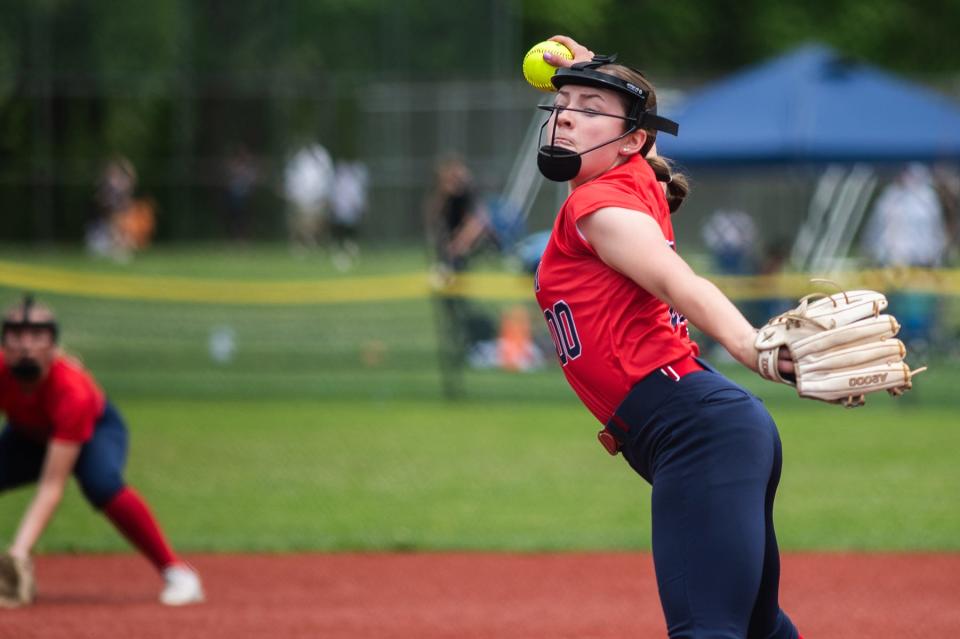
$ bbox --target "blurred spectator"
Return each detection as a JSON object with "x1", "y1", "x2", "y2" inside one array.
[
  {"x1": 861, "y1": 163, "x2": 947, "y2": 268},
  {"x1": 423, "y1": 154, "x2": 491, "y2": 278},
  {"x1": 85, "y1": 156, "x2": 155, "y2": 262},
  {"x1": 701, "y1": 208, "x2": 758, "y2": 275},
  {"x1": 465, "y1": 304, "x2": 544, "y2": 372},
  {"x1": 96, "y1": 155, "x2": 137, "y2": 218},
  {"x1": 423, "y1": 155, "x2": 496, "y2": 394},
  {"x1": 860, "y1": 163, "x2": 948, "y2": 353},
  {"x1": 700, "y1": 209, "x2": 761, "y2": 356},
  {"x1": 222, "y1": 144, "x2": 260, "y2": 242},
  {"x1": 328, "y1": 159, "x2": 369, "y2": 271},
  {"x1": 283, "y1": 141, "x2": 334, "y2": 255},
  {"x1": 114, "y1": 198, "x2": 156, "y2": 253},
  {"x1": 932, "y1": 163, "x2": 960, "y2": 263}
]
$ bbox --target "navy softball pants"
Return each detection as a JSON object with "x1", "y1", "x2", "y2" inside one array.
[
  {"x1": 610, "y1": 365, "x2": 799, "y2": 639},
  {"x1": 0, "y1": 402, "x2": 128, "y2": 508}
]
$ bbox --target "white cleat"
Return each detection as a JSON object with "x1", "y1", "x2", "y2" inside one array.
[{"x1": 160, "y1": 564, "x2": 205, "y2": 606}]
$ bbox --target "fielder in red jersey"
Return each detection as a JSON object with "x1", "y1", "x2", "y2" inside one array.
[
  {"x1": 0, "y1": 352, "x2": 106, "y2": 444},
  {"x1": 530, "y1": 36, "x2": 803, "y2": 639},
  {"x1": 0, "y1": 296, "x2": 203, "y2": 606}
]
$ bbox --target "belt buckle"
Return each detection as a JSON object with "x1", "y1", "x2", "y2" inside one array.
[{"x1": 597, "y1": 429, "x2": 620, "y2": 456}]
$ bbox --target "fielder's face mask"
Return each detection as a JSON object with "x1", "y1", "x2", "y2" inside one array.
[
  {"x1": 537, "y1": 55, "x2": 680, "y2": 182},
  {"x1": 1, "y1": 296, "x2": 59, "y2": 383}
]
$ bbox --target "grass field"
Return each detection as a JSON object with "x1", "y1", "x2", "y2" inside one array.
[{"x1": 0, "y1": 244, "x2": 957, "y2": 554}]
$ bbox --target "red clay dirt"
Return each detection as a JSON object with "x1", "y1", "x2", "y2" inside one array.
[{"x1": 1, "y1": 552, "x2": 958, "y2": 638}]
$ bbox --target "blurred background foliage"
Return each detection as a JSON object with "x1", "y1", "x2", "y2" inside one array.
[{"x1": 2, "y1": 0, "x2": 959, "y2": 242}]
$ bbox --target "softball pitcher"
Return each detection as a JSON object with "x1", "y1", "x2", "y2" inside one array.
[
  {"x1": 0, "y1": 296, "x2": 203, "y2": 606},
  {"x1": 531, "y1": 36, "x2": 803, "y2": 639}
]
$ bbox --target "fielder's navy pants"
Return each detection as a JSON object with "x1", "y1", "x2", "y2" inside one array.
[
  {"x1": 609, "y1": 364, "x2": 799, "y2": 639},
  {"x1": 0, "y1": 401, "x2": 128, "y2": 508}
]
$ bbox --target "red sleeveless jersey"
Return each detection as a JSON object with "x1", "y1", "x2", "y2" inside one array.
[
  {"x1": 0, "y1": 352, "x2": 106, "y2": 443},
  {"x1": 534, "y1": 154, "x2": 699, "y2": 423}
]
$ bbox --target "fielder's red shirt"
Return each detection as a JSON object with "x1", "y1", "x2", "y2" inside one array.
[
  {"x1": 534, "y1": 154, "x2": 699, "y2": 423},
  {"x1": 0, "y1": 352, "x2": 106, "y2": 443}
]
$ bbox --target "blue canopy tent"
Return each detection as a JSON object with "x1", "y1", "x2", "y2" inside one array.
[{"x1": 657, "y1": 44, "x2": 960, "y2": 165}]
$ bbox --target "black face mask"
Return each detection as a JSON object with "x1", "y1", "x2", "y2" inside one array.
[
  {"x1": 537, "y1": 145, "x2": 582, "y2": 182},
  {"x1": 10, "y1": 357, "x2": 43, "y2": 383}
]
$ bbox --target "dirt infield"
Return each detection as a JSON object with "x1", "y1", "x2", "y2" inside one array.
[{"x1": 2, "y1": 552, "x2": 958, "y2": 638}]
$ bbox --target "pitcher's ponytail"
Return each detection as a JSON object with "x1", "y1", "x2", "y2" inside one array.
[{"x1": 646, "y1": 154, "x2": 689, "y2": 213}]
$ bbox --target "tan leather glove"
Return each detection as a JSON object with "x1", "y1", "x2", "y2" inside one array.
[{"x1": 754, "y1": 289, "x2": 926, "y2": 407}]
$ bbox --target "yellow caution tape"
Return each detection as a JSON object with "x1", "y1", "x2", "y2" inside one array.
[{"x1": 1, "y1": 259, "x2": 957, "y2": 306}]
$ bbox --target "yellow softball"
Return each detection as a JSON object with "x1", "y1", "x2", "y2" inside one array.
[{"x1": 522, "y1": 40, "x2": 573, "y2": 92}]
